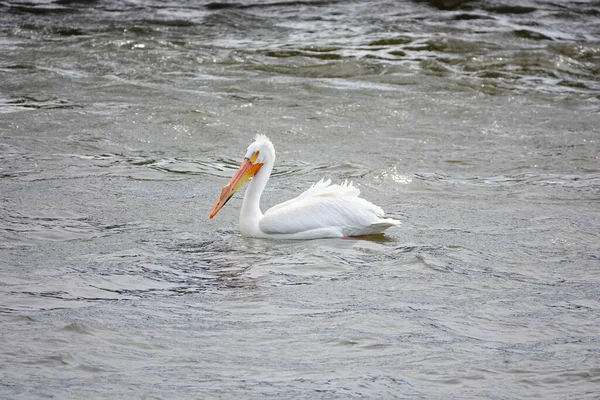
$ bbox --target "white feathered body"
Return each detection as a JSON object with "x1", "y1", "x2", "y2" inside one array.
[{"x1": 244, "y1": 178, "x2": 400, "y2": 239}]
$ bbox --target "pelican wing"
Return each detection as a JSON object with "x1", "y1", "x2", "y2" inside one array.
[{"x1": 259, "y1": 179, "x2": 399, "y2": 237}]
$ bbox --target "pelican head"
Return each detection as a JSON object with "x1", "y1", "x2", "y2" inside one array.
[{"x1": 209, "y1": 134, "x2": 275, "y2": 219}]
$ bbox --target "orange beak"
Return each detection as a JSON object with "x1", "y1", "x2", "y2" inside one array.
[{"x1": 209, "y1": 158, "x2": 263, "y2": 219}]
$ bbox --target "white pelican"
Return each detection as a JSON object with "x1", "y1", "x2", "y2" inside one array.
[{"x1": 209, "y1": 135, "x2": 401, "y2": 239}]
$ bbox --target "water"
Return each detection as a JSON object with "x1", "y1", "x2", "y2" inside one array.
[{"x1": 1, "y1": 0, "x2": 599, "y2": 398}]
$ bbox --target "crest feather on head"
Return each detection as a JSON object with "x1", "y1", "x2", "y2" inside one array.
[
  {"x1": 253, "y1": 134, "x2": 274, "y2": 154},
  {"x1": 254, "y1": 134, "x2": 271, "y2": 144},
  {"x1": 245, "y1": 134, "x2": 275, "y2": 163}
]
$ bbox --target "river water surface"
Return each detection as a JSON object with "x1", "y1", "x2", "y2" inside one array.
[{"x1": 1, "y1": 0, "x2": 599, "y2": 398}]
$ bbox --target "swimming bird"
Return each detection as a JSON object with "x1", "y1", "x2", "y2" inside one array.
[{"x1": 209, "y1": 135, "x2": 401, "y2": 239}]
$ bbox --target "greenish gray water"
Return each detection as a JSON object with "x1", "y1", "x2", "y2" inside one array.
[{"x1": 1, "y1": 0, "x2": 599, "y2": 398}]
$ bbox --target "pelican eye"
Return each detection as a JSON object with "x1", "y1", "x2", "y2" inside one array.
[{"x1": 250, "y1": 150, "x2": 260, "y2": 164}]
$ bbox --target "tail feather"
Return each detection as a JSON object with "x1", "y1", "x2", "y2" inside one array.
[
  {"x1": 351, "y1": 218, "x2": 401, "y2": 236},
  {"x1": 372, "y1": 218, "x2": 401, "y2": 229}
]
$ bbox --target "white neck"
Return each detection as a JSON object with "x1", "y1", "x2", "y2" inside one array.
[{"x1": 239, "y1": 156, "x2": 274, "y2": 236}]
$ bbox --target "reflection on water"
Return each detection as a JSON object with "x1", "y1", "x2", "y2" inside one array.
[{"x1": 1, "y1": 0, "x2": 599, "y2": 398}]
